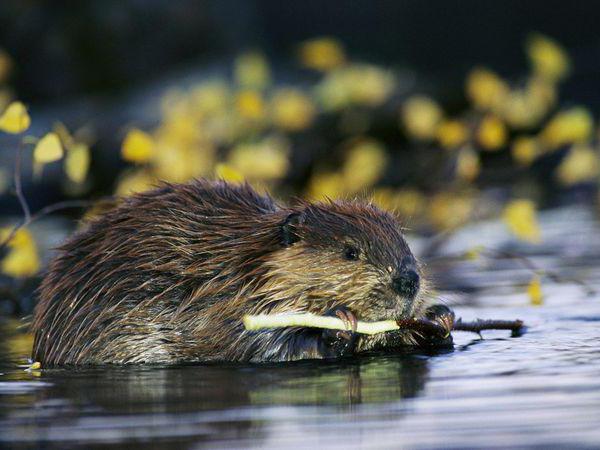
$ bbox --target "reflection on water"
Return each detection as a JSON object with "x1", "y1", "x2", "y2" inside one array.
[{"x1": 2, "y1": 206, "x2": 600, "y2": 449}]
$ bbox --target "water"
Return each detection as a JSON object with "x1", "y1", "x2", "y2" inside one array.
[{"x1": 1, "y1": 206, "x2": 600, "y2": 449}]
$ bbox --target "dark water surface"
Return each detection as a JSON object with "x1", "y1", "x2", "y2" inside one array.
[{"x1": 1, "y1": 206, "x2": 600, "y2": 449}]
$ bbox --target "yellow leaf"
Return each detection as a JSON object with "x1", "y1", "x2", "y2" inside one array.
[
  {"x1": 270, "y1": 88, "x2": 316, "y2": 131},
  {"x1": 527, "y1": 274, "x2": 543, "y2": 305},
  {"x1": 234, "y1": 52, "x2": 271, "y2": 90},
  {"x1": 372, "y1": 188, "x2": 424, "y2": 220},
  {"x1": 228, "y1": 137, "x2": 289, "y2": 181},
  {"x1": 429, "y1": 192, "x2": 474, "y2": 231},
  {"x1": 347, "y1": 65, "x2": 395, "y2": 107},
  {"x1": 501, "y1": 78, "x2": 556, "y2": 129},
  {"x1": 526, "y1": 33, "x2": 570, "y2": 82},
  {"x1": 540, "y1": 107, "x2": 593, "y2": 150},
  {"x1": 342, "y1": 139, "x2": 388, "y2": 193},
  {"x1": 0, "y1": 101, "x2": 30, "y2": 134},
  {"x1": 511, "y1": 136, "x2": 539, "y2": 167},
  {"x1": 33, "y1": 132, "x2": 64, "y2": 164},
  {"x1": 236, "y1": 90, "x2": 266, "y2": 121},
  {"x1": 455, "y1": 146, "x2": 480, "y2": 182},
  {"x1": 465, "y1": 245, "x2": 485, "y2": 261},
  {"x1": 65, "y1": 143, "x2": 91, "y2": 184},
  {"x1": 401, "y1": 96, "x2": 443, "y2": 140},
  {"x1": 122, "y1": 128, "x2": 154, "y2": 163},
  {"x1": 477, "y1": 115, "x2": 507, "y2": 150},
  {"x1": 466, "y1": 67, "x2": 509, "y2": 111},
  {"x1": 503, "y1": 199, "x2": 541, "y2": 243},
  {"x1": 0, "y1": 227, "x2": 40, "y2": 278},
  {"x1": 306, "y1": 171, "x2": 345, "y2": 200},
  {"x1": 29, "y1": 361, "x2": 41, "y2": 370},
  {"x1": 555, "y1": 145, "x2": 600, "y2": 186},
  {"x1": 299, "y1": 37, "x2": 346, "y2": 71},
  {"x1": 115, "y1": 169, "x2": 156, "y2": 196},
  {"x1": 315, "y1": 65, "x2": 394, "y2": 110},
  {"x1": 215, "y1": 163, "x2": 245, "y2": 183},
  {"x1": 191, "y1": 81, "x2": 230, "y2": 116},
  {"x1": 437, "y1": 120, "x2": 469, "y2": 149}
]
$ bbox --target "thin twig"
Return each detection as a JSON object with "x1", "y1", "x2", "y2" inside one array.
[
  {"x1": 2, "y1": 131, "x2": 112, "y2": 252},
  {"x1": 0, "y1": 200, "x2": 97, "y2": 252},
  {"x1": 453, "y1": 317, "x2": 525, "y2": 334},
  {"x1": 13, "y1": 138, "x2": 31, "y2": 222}
]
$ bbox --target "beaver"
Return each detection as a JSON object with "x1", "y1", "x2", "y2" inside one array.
[{"x1": 31, "y1": 179, "x2": 452, "y2": 366}]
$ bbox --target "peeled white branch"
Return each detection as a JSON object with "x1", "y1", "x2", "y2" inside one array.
[{"x1": 243, "y1": 313, "x2": 399, "y2": 335}]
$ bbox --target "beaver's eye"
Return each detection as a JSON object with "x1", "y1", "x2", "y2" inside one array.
[{"x1": 343, "y1": 245, "x2": 360, "y2": 261}]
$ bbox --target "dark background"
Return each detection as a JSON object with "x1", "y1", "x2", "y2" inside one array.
[{"x1": 0, "y1": 0, "x2": 598, "y2": 107}]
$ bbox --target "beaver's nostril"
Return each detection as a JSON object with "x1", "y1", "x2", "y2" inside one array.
[{"x1": 392, "y1": 269, "x2": 420, "y2": 298}]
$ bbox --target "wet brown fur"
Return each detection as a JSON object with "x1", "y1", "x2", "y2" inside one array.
[{"x1": 32, "y1": 179, "x2": 432, "y2": 366}]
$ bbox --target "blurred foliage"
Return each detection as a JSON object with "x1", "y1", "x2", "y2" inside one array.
[{"x1": 0, "y1": 32, "x2": 599, "y2": 297}]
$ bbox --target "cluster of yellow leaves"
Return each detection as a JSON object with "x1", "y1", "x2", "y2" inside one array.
[
  {"x1": 316, "y1": 64, "x2": 395, "y2": 111},
  {"x1": 307, "y1": 138, "x2": 387, "y2": 200},
  {"x1": 0, "y1": 228, "x2": 40, "y2": 278},
  {"x1": 227, "y1": 136, "x2": 290, "y2": 182},
  {"x1": 0, "y1": 101, "x2": 91, "y2": 187},
  {"x1": 271, "y1": 88, "x2": 316, "y2": 131},
  {"x1": 429, "y1": 192, "x2": 474, "y2": 231},
  {"x1": 372, "y1": 188, "x2": 425, "y2": 222},
  {"x1": 400, "y1": 34, "x2": 599, "y2": 194},
  {"x1": 503, "y1": 199, "x2": 541, "y2": 243},
  {"x1": 234, "y1": 52, "x2": 271, "y2": 90}
]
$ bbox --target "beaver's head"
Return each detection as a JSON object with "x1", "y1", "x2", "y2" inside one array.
[{"x1": 258, "y1": 200, "x2": 428, "y2": 321}]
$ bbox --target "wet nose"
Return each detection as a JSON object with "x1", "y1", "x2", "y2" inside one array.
[{"x1": 392, "y1": 268, "x2": 420, "y2": 298}]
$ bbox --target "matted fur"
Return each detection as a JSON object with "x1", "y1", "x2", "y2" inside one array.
[{"x1": 32, "y1": 179, "x2": 431, "y2": 365}]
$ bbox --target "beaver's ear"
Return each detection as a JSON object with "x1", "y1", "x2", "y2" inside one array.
[{"x1": 281, "y1": 212, "x2": 304, "y2": 246}]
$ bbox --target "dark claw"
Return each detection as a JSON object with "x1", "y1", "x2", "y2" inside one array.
[
  {"x1": 425, "y1": 304, "x2": 455, "y2": 335},
  {"x1": 321, "y1": 307, "x2": 359, "y2": 358},
  {"x1": 417, "y1": 304, "x2": 455, "y2": 348},
  {"x1": 335, "y1": 308, "x2": 358, "y2": 333}
]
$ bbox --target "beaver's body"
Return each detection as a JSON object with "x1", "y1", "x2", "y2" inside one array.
[{"x1": 32, "y1": 179, "x2": 448, "y2": 366}]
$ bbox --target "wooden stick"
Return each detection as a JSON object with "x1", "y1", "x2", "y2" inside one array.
[
  {"x1": 243, "y1": 313, "x2": 525, "y2": 336},
  {"x1": 243, "y1": 313, "x2": 398, "y2": 335}
]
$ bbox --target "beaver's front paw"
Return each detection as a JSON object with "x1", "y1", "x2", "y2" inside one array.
[
  {"x1": 418, "y1": 304, "x2": 455, "y2": 348},
  {"x1": 320, "y1": 307, "x2": 358, "y2": 358}
]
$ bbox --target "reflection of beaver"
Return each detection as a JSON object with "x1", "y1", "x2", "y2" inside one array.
[{"x1": 32, "y1": 179, "x2": 452, "y2": 366}]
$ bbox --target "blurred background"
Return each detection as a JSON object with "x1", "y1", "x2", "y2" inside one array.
[{"x1": 1, "y1": 0, "x2": 600, "y2": 315}]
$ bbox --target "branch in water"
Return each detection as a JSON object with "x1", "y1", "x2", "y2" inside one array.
[{"x1": 453, "y1": 318, "x2": 525, "y2": 336}]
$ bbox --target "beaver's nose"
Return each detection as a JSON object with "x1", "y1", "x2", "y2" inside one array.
[{"x1": 392, "y1": 269, "x2": 420, "y2": 298}]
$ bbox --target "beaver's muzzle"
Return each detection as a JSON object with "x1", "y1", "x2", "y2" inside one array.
[{"x1": 391, "y1": 268, "x2": 420, "y2": 299}]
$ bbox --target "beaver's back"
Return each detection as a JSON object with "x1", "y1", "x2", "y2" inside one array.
[{"x1": 32, "y1": 180, "x2": 285, "y2": 366}]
